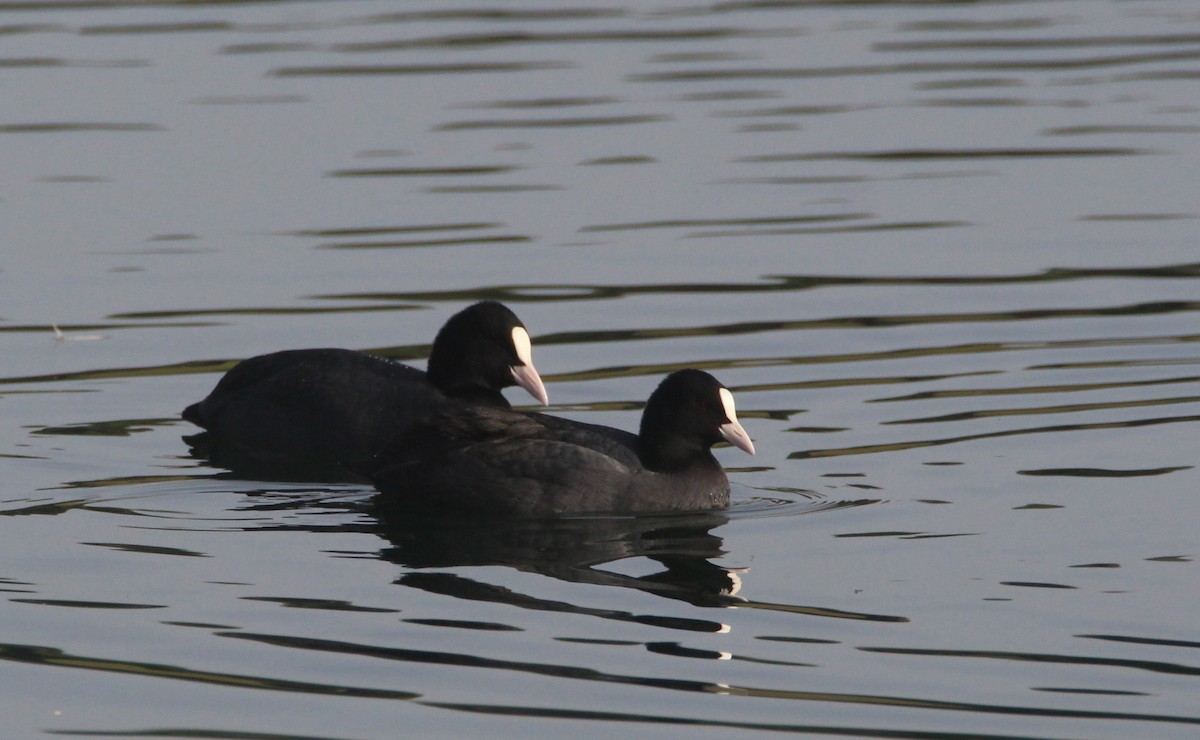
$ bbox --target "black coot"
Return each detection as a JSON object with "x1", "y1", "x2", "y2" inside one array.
[
  {"x1": 362, "y1": 369, "x2": 755, "y2": 517},
  {"x1": 182, "y1": 301, "x2": 547, "y2": 471}
]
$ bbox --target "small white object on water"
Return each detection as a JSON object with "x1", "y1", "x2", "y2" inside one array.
[{"x1": 52, "y1": 324, "x2": 107, "y2": 342}]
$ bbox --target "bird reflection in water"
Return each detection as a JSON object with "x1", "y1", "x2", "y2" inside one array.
[{"x1": 371, "y1": 504, "x2": 745, "y2": 615}]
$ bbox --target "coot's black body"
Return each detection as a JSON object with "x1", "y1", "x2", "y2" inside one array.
[
  {"x1": 362, "y1": 369, "x2": 755, "y2": 517},
  {"x1": 182, "y1": 301, "x2": 547, "y2": 473}
]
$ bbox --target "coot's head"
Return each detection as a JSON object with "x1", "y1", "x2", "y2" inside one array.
[
  {"x1": 427, "y1": 301, "x2": 549, "y2": 406},
  {"x1": 637, "y1": 369, "x2": 755, "y2": 472}
]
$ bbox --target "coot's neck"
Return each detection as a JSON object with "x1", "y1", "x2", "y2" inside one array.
[
  {"x1": 636, "y1": 434, "x2": 713, "y2": 473},
  {"x1": 442, "y1": 384, "x2": 512, "y2": 409},
  {"x1": 427, "y1": 348, "x2": 510, "y2": 408},
  {"x1": 427, "y1": 329, "x2": 514, "y2": 409}
]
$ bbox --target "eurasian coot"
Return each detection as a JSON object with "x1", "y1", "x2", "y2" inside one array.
[
  {"x1": 182, "y1": 301, "x2": 547, "y2": 471},
  {"x1": 362, "y1": 369, "x2": 755, "y2": 517}
]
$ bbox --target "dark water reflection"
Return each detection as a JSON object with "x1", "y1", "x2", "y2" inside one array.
[
  {"x1": 377, "y1": 512, "x2": 746, "y2": 613},
  {"x1": 374, "y1": 506, "x2": 895, "y2": 622},
  {"x1": 12, "y1": 480, "x2": 1196, "y2": 734}
]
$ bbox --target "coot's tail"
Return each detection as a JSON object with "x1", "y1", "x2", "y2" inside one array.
[{"x1": 181, "y1": 401, "x2": 206, "y2": 427}]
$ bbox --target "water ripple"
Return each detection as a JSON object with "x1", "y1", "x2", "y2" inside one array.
[
  {"x1": 741, "y1": 147, "x2": 1153, "y2": 162},
  {"x1": 0, "y1": 641, "x2": 419, "y2": 700},
  {"x1": 0, "y1": 122, "x2": 162, "y2": 133},
  {"x1": 629, "y1": 49, "x2": 1200, "y2": 82},
  {"x1": 861, "y1": 645, "x2": 1200, "y2": 679},
  {"x1": 1017, "y1": 466, "x2": 1192, "y2": 478},
  {"x1": 271, "y1": 61, "x2": 571, "y2": 77},
  {"x1": 793, "y1": 414, "x2": 1200, "y2": 460}
]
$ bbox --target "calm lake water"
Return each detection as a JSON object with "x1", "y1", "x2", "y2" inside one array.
[{"x1": 3, "y1": 0, "x2": 1199, "y2": 737}]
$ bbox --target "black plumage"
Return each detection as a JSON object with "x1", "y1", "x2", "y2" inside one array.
[
  {"x1": 362, "y1": 369, "x2": 755, "y2": 517},
  {"x1": 182, "y1": 301, "x2": 547, "y2": 473}
]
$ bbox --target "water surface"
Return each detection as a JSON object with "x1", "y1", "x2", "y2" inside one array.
[{"x1": 2, "y1": 1, "x2": 1199, "y2": 738}]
